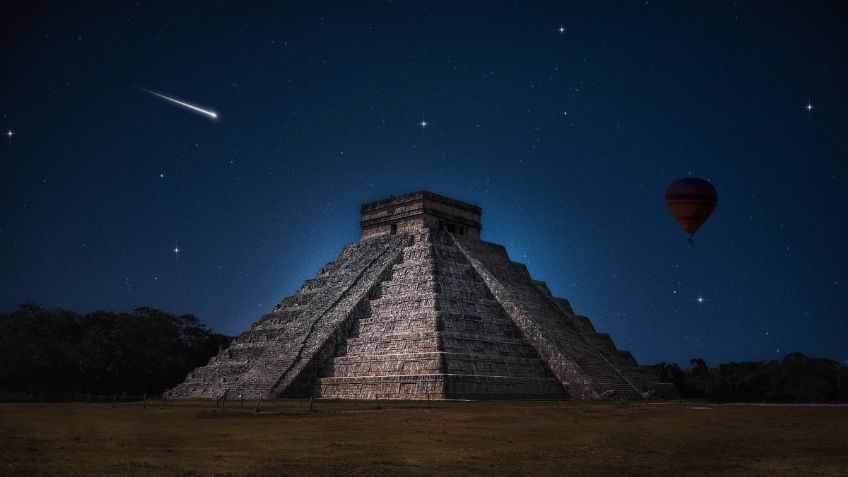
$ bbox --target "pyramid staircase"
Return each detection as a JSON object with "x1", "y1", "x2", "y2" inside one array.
[{"x1": 318, "y1": 231, "x2": 566, "y2": 399}]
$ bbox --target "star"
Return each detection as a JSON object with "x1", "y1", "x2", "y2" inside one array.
[
  {"x1": 173, "y1": 241, "x2": 181, "y2": 259},
  {"x1": 559, "y1": 25, "x2": 565, "y2": 34},
  {"x1": 5, "y1": 130, "x2": 12, "y2": 138},
  {"x1": 697, "y1": 296, "x2": 704, "y2": 303},
  {"x1": 805, "y1": 97, "x2": 814, "y2": 119},
  {"x1": 420, "y1": 120, "x2": 428, "y2": 128}
]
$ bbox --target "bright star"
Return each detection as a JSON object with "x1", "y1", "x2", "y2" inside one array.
[
  {"x1": 697, "y1": 296, "x2": 704, "y2": 303},
  {"x1": 173, "y1": 241, "x2": 180, "y2": 259},
  {"x1": 806, "y1": 97, "x2": 814, "y2": 119},
  {"x1": 420, "y1": 120, "x2": 428, "y2": 128},
  {"x1": 559, "y1": 26, "x2": 565, "y2": 33},
  {"x1": 5, "y1": 130, "x2": 12, "y2": 138}
]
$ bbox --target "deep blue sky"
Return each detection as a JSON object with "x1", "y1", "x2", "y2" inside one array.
[{"x1": 2, "y1": 1, "x2": 846, "y2": 367}]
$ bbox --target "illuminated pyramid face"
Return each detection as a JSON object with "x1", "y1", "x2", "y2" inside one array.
[
  {"x1": 317, "y1": 231, "x2": 565, "y2": 399},
  {"x1": 170, "y1": 192, "x2": 666, "y2": 401}
]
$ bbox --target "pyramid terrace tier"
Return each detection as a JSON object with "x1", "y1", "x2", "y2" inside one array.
[{"x1": 323, "y1": 352, "x2": 555, "y2": 379}]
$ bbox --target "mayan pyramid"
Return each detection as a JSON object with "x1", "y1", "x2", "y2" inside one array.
[{"x1": 169, "y1": 191, "x2": 669, "y2": 400}]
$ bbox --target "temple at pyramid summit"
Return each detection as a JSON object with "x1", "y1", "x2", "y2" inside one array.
[{"x1": 169, "y1": 191, "x2": 674, "y2": 400}]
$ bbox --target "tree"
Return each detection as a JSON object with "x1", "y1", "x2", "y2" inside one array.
[{"x1": 0, "y1": 304, "x2": 231, "y2": 395}]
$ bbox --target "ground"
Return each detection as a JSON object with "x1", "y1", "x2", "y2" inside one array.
[{"x1": 1, "y1": 400, "x2": 847, "y2": 476}]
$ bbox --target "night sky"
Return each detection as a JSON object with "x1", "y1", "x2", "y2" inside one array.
[{"x1": 2, "y1": 2, "x2": 846, "y2": 367}]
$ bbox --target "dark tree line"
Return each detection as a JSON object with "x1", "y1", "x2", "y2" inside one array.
[
  {"x1": 0, "y1": 304, "x2": 231, "y2": 395},
  {"x1": 655, "y1": 353, "x2": 848, "y2": 402},
  {"x1": 3, "y1": 302, "x2": 846, "y2": 402}
]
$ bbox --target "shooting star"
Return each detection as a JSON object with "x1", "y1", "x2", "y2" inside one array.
[{"x1": 137, "y1": 87, "x2": 218, "y2": 120}]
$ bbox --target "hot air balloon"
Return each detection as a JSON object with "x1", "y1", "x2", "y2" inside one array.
[{"x1": 665, "y1": 178, "x2": 717, "y2": 242}]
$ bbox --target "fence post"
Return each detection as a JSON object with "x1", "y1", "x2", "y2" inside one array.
[
  {"x1": 111, "y1": 393, "x2": 117, "y2": 408},
  {"x1": 240, "y1": 393, "x2": 244, "y2": 409},
  {"x1": 308, "y1": 395, "x2": 314, "y2": 413},
  {"x1": 143, "y1": 394, "x2": 147, "y2": 409},
  {"x1": 161, "y1": 395, "x2": 166, "y2": 408},
  {"x1": 254, "y1": 393, "x2": 262, "y2": 413}
]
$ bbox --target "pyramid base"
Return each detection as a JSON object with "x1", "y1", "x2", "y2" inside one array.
[{"x1": 318, "y1": 374, "x2": 567, "y2": 400}]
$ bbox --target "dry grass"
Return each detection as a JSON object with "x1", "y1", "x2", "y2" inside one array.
[{"x1": 1, "y1": 399, "x2": 847, "y2": 476}]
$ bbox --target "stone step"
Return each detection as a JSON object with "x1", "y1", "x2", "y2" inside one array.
[
  {"x1": 319, "y1": 374, "x2": 446, "y2": 400},
  {"x1": 369, "y1": 292, "x2": 440, "y2": 308},
  {"x1": 346, "y1": 329, "x2": 440, "y2": 343},
  {"x1": 323, "y1": 352, "x2": 443, "y2": 377},
  {"x1": 351, "y1": 318, "x2": 439, "y2": 337},
  {"x1": 318, "y1": 374, "x2": 565, "y2": 400},
  {"x1": 440, "y1": 334, "x2": 538, "y2": 358},
  {"x1": 366, "y1": 298, "x2": 436, "y2": 317},
  {"x1": 375, "y1": 281, "x2": 438, "y2": 297},
  {"x1": 443, "y1": 354, "x2": 553, "y2": 378},
  {"x1": 433, "y1": 298, "x2": 505, "y2": 316},
  {"x1": 440, "y1": 318, "x2": 524, "y2": 338},
  {"x1": 353, "y1": 310, "x2": 439, "y2": 327},
  {"x1": 443, "y1": 374, "x2": 566, "y2": 399},
  {"x1": 342, "y1": 336, "x2": 441, "y2": 355}
]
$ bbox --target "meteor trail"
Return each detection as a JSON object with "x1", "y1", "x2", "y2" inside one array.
[{"x1": 137, "y1": 87, "x2": 218, "y2": 120}]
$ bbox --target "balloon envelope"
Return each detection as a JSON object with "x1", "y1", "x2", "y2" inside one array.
[{"x1": 664, "y1": 178, "x2": 717, "y2": 238}]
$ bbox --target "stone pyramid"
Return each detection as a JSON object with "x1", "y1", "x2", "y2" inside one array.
[{"x1": 169, "y1": 191, "x2": 670, "y2": 400}]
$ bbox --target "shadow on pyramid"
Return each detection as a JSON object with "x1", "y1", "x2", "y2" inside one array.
[{"x1": 169, "y1": 191, "x2": 676, "y2": 401}]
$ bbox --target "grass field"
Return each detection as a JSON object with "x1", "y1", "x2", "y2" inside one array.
[{"x1": 1, "y1": 399, "x2": 847, "y2": 476}]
